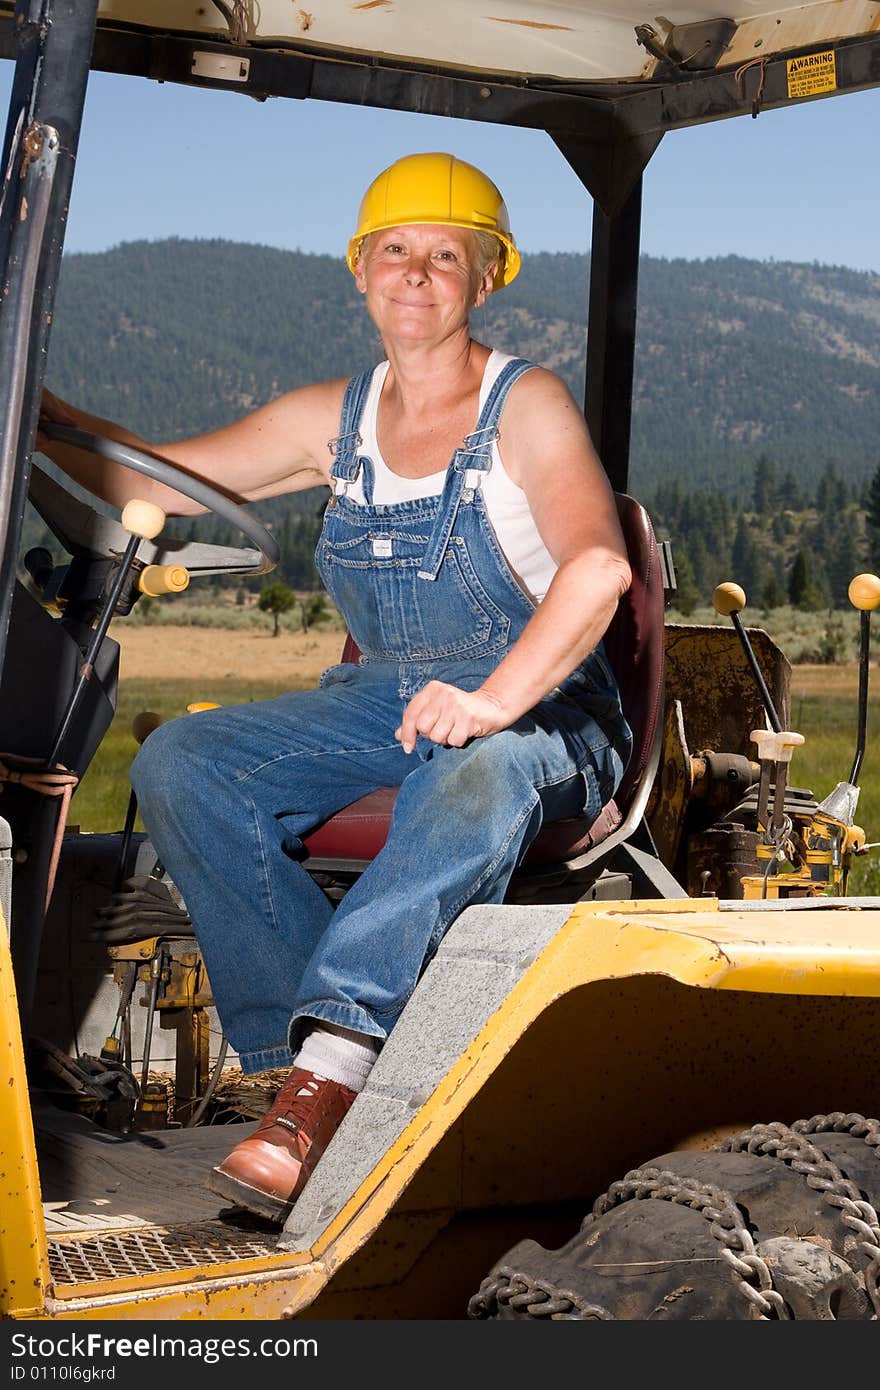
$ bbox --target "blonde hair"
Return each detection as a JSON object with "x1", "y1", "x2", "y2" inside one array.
[
  {"x1": 471, "y1": 229, "x2": 503, "y2": 280},
  {"x1": 355, "y1": 227, "x2": 503, "y2": 284}
]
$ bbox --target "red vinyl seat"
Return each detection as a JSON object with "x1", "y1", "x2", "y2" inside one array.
[{"x1": 302, "y1": 493, "x2": 667, "y2": 881}]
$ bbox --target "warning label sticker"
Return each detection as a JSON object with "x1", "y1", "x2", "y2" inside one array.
[{"x1": 787, "y1": 49, "x2": 837, "y2": 99}]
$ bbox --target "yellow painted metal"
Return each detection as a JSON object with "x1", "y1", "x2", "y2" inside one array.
[
  {"x1": 646, "y1": 697, "x2": 692, "y2": 868},
  {"x1": 578, "y1": 901, "x2": 880, "y2": 994},
  {"x1": 35, "y1": 1262, "x2": 328, "y2": 1321},
  {"x1": 0, "y1": 910, "x2": 51, "y2": 1318},
  {"x1": 279, "y1": 899, "x2": 880, "y2": 1315},
  {"x1": 312, "y1": 979, "x2": 880, "y2": 1317},
  {"x1": 14, "y1": 899, "x2": 880, "y2": 1319}
]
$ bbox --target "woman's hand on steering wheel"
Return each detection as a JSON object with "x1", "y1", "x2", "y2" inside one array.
[
  {"x1": 36, "y1": 387, "x2": 77, "y2": 451},
  {"x1": 35, "y1": 414, "x2": 280, "y2": 575}
]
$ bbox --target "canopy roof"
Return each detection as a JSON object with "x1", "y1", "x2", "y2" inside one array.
[
  {"x1": 93, "y1": 2, "x2": 880, "y2": 85},
  {"x1": 5, "y1": 1, "x2": 853, "y2": 215},
  {"x1": 1, "y1": 3, "x2": 876, "y2": 207}
]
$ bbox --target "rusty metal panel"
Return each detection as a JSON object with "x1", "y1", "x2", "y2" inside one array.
[
  {"x1": 725, "y1": 2, "x2": 880, "y2": 66},
  {"x1": 647, "y1": 623, "x2": 789, "y2": 872},
  {"x1": 663, "y1": 623, "x2": 790, "y2": 760}
]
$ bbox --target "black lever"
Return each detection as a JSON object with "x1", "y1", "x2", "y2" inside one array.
[
  {"x1": 846, "y1": 574, "x2": 880, "y2": 786},
  {"x1": 712, "y1": 581, "x2": 781, "y2": 732},
  {"x1": 46, "y1": 499, "x2": 167, "y2": 769}
]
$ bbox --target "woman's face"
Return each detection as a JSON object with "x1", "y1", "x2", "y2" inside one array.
[{"x1": 354, "y1": 224, "x2": 496, "y2": 345}]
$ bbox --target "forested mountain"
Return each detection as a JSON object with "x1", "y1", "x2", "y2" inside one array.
[
  {"x1": 44, "y1": 238, "x2": 880, "y2": 494},
  {"x1": 29, "y1": 238, "x2": 880, "y2": 606}
]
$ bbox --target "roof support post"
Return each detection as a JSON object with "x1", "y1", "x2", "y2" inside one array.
[
  {"x1": 585, "y1": 177, "x2": 643, "y2": 493},
  {"x1": 0, "y1": 0, "x2": 98, "y2": 671}
]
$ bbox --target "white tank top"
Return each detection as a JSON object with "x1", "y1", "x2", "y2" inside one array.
[{"x1": 345, "y1": 350, "x2": 558, "y2": 604}]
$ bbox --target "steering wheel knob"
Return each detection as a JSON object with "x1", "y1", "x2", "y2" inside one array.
[
  {"x1": 121, "y1": 499, "x2": 166, "y2": 540},
  {"x1": 138, "y1": 564, "x2": 190, "y2": 596}
]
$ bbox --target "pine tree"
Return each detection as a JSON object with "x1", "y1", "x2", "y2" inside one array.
[
  {"x1": 731, "y1": 518, "x2": 760, "y2": 587},
  {"x1": 826, "y1": 518, "x2": 863, "y2": 608},
  {"x1": 788, "y1": 550, "x2": 810, "y2": 608},
  {"x1": 752, "y1": 454, "x2": 777, "y2": 515},
  {"x1": 788, "y1": 549, "x2": 825, "y2": 611},
  {"x1": 816, "y1": 465, "x2": 844, "y2": 517},
  {"x1": 779, "y1": 470, "x2": 806, "y2": 511},
  {"x1": 687, "y1": 533, "x2": 714, "y2": 603},
  {"x1": 761, "y1": 572, "x2": 786, "y2": 611},
  {"x1": 671, "y1": 549, "x2": 699, "y2": 616},
  {"x1": 866, "y1": 463, "x2": 880, "y2": 568}
]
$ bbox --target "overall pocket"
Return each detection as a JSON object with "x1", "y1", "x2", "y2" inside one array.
[{"x1": 318, "y1": 528, "x2": 510, "y2": 661}]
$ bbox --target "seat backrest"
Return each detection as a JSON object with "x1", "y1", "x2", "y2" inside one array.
[
  {"x1": 340, "y1": 490, "x2": 665, "y2": 815},
  {"x1": 604, "y1": 492, "x2": 666, "y2": 809}
]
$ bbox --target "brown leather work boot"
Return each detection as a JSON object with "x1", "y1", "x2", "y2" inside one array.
[{"x1": 208, "y1": 1067, "x2": 357, "y2": 1222}]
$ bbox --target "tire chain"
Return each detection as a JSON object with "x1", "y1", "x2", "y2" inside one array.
[
  {"x1": 717, "y1": 1113, "x2": 880, "y2": 1318},
  {"x1": 467, "y1": 1267, "x2": 613, "y2": 1320},
  {"x1": 469, "y1": 1114, "x2": 879, "y2": 1322},
  {"x1": 581, "y1": 1165, "x2": 791, "y2": 1319}
]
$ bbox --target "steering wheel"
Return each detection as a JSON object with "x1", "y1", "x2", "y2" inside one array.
[{"x1": 33, "y1": 423, "x2": 280, "y2": 577}]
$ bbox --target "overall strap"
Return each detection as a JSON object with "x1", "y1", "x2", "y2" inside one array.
[
  {"x1": 328, "y1": 368, "x2": 377, "y2": 500},
  {"x1": 418, "y1": 357, "x2": 536, "y2": 581}
]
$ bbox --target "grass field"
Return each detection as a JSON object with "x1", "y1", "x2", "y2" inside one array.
[{"x1": 69, "y1": 624, "x2": 880, "y2": 896}]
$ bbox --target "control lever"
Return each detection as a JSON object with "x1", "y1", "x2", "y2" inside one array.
[
  {"x1": 750, "y1": 728, "x2": 804, "y2": 842},
  {"x1": 47, "y1": 499, "x2": 166, "y2": 768},
  {"x1": 712, "y1": 582, "x2": 782, "y2": 732},
  {"x1": 814, "y1": 572, "x2": 880, "y2": 828},
  {"x1": 713, "y1": 582, "x2": 807, "y2": 895},
  {"x1": 113, "y1": 710, "x2": 163, "y2": 893}
]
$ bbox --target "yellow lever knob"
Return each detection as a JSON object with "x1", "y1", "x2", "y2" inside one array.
[
  {"x1": 138, "y1": 564, "x2": 190, "y2": 596},
  {"x1": 131, "y1": 711, "x2": 162, "y2": 744},
  {"x1": 121, "y1": 499, "x2": 166, "y2": 540},
  {"x1": 848, "y1": 573, "x2": 880, "y2": 612},
  {"x1": 713, "y1": 582, "x2": 746, "y2": 617}
]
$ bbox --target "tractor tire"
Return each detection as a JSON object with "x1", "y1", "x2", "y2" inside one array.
[{"x1": 468, "y1": 1113, "x2": 880, "y2": 1320}]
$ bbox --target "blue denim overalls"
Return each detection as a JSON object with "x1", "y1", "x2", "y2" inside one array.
[{"x1": 132, "y1": 357, "x2": 631, "y2": 1072}]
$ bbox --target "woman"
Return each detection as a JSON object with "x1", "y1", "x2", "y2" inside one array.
[{"x1": 40, "y1": 152, "x2": 632, "y2": 1222}]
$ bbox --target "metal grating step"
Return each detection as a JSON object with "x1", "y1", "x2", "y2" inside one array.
[{"x1": 47, "y1": 1221, "x2": 280, "y2": 1285}]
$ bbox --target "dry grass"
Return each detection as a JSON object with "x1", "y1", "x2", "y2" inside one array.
[
  {"x1": 111, "y1": 626, "x2": 875, "y2": 698},
  {"x1": 110, "y1": 621, "x2": 344, "y2": 685},
  {"x1": 790, "y1": 664, "x2": 869, "y2": 698}
]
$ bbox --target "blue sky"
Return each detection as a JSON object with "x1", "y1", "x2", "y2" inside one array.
[{"x1": 2, "y1": 66, "x2": 878, "y2": 270}]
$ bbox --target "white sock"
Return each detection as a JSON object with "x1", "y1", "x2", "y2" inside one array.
[{"x1": 294, "y1": 1022, "x2": 379, "y2": 1093}]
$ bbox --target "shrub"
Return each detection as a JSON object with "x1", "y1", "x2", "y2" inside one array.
[{"x1": 258, "y1": 581, "x2": 297, "y2": 636}]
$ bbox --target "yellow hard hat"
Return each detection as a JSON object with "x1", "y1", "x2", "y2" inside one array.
[{"x1": 346, "y1": 152, "x2": 521, "y2": 289}]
